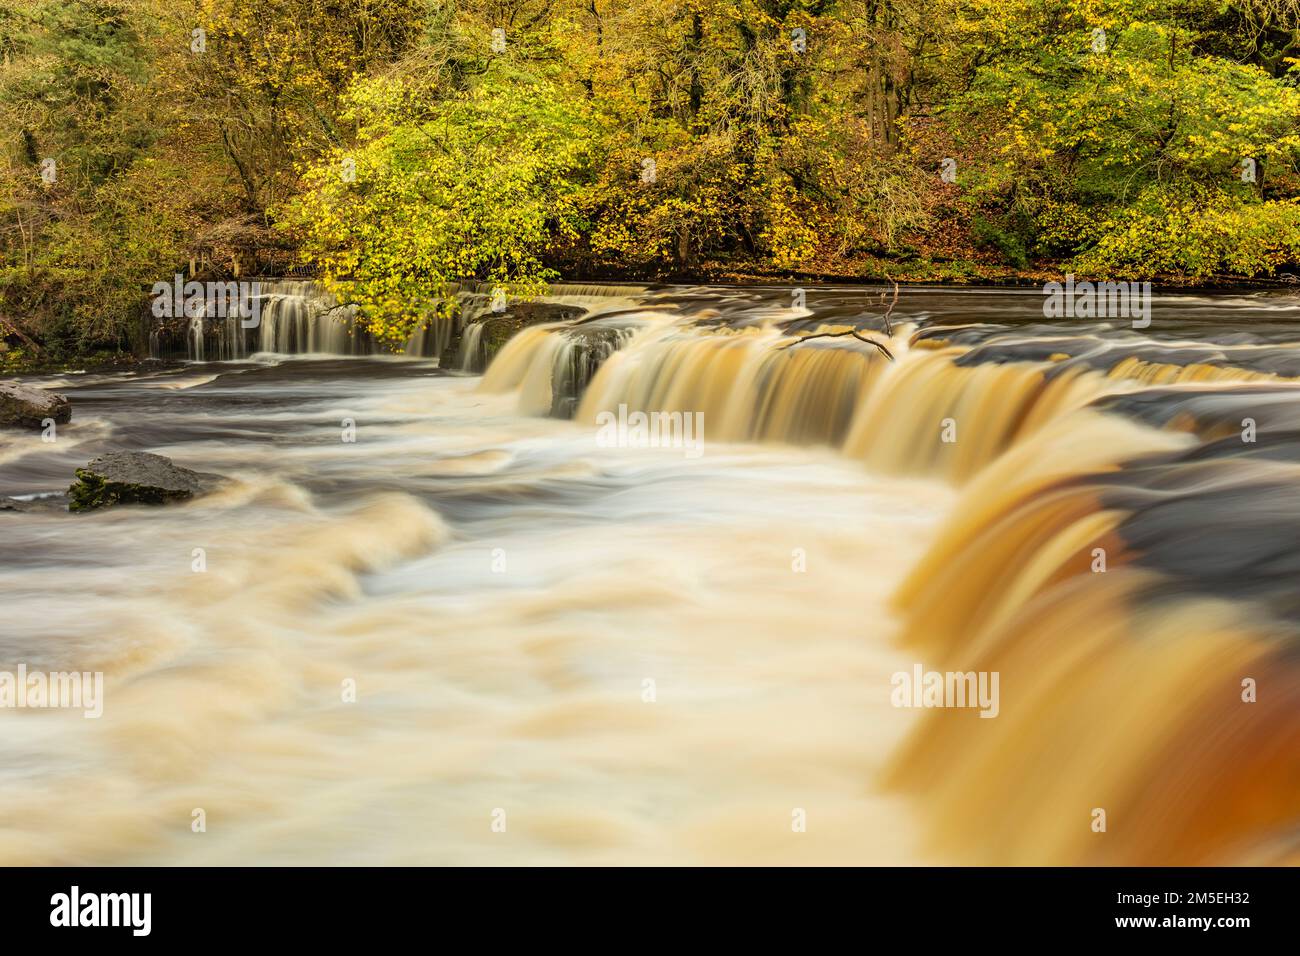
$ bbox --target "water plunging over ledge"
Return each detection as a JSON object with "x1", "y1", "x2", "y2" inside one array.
[
  {"x1": 7, "y1": 284, "x2": 1300, "y2": 864},
  {"x1": 148, "y1": 279, "x2": 651, "y2": 368}
]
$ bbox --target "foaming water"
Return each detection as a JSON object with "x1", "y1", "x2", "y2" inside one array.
[
  {"x1": 885, "y1": 405, "x2": 1300, "y2": 864},
  {"x1": 575, "y1": 325, "x2": 889, "y2": 447},
  {"x1": 469, "y1": 283, "x2": 1300, "y2": 864},
  {"x1": 8, "y1": 283, "x2": 1300, "y2": 864},
  {"x1": 0, "y1": 357, "x2": 950, "y2": 864}
]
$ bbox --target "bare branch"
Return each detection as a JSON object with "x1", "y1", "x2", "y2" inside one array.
[
  {"x1": 881, "y1": 281, "x2": 900, "y2": 337},
  {"x1": 777, "y1": 329, "x2": 895, "y2": 361}
]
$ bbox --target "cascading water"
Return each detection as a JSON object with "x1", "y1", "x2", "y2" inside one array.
[
  {"x1": 454, "y1": 318, "x2": 488, "y2": 371},
  {"x1": 152, "y1": 278, "x2": 369, "y2": 361},
  {"x1": 7, "y1": 283, "x2": 1300, "y2": 865},
  {"x1": 153, "y1": 278, "x2": 649, "y2": 367},
  {"x1": 576, "y1": 327, "x2": 888, "y2": 447},
  {"x1": 467, "y1": 284, "x2": 1300, "y2": 865}
]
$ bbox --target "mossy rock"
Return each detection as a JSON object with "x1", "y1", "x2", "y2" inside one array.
[{"x1": 68, "y1": 452, "x2": 224, "y2": 513}]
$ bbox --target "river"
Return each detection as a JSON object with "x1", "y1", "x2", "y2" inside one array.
[{"x1": 1, "y1": 283, "x2": 1298, "y2": 865}]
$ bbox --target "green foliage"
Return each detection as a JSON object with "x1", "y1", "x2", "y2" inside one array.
[
  {"x1": 1073, "y1": 185, "x2": 1300, "y2": 278},
  {"x1": 280, "y1": 64, "x2": 594, "y2": 350},
  {"x1": 971, "y1": 216, "x2": 1030, "y2": 269},
  {"x1": 0, "y1": 0, "x2": 166, "y2": 351},
  {"x1": 2, "y1": 0, "x2": 153, "y2": 188},
  {"x1": 946, "y1": 2, "x2": 1300, "y2": 277},
  {"x1": 3, "y1": 0, "x2": 1300, "y2": 357}
]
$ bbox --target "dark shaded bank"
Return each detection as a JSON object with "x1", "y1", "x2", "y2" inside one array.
[{"x1": 575, "y1": 259, "x2": 1300, "y2": 292}]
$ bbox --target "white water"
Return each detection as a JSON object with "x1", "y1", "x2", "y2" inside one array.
[
  {"x1": 13, "y1": 283, "x2": 1300, "y2": 865},
  {"x1": 0, "y1": 360, "x2": 951, "y2": 864}
]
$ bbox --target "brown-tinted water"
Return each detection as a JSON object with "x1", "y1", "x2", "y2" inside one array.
[{"x1": 3, "y1": 284, "x2": 1299, "y2": 864}]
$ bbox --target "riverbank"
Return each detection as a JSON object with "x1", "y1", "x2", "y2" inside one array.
[{"x1": 573, "y1": 256, "x2": 1300, "y2": 290}]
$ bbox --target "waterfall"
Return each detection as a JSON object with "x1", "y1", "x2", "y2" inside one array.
[
  {"x1": 884, "y1": 403, "x2": 1300, "y2": 864},
  {"x1": 479, "y1": 321, "x2": 644, "y2": 418},
  {"x1": 16, "y1": 282, "x2": 1300, "y2": 865},
  {"x1": 575, "y1": 326, "x2": 888, "y2": 447},
  {"x1": 475, "y1": 308, "x2": 655, "y2": 415},
  {"x1": 155, "y1": 279, "x2": 650, "y2": 364},
  {"x1": 473, "y1": 292, "x2": 1300, "y2": 864},
  {"x1": 255, "y1": 281, "x2": 367, "y2": 355},
  {"x1": 149, "y1": 279, "x2": 368, "y2": 360},
  {"x1": 840, "y1": 348, "x2": 1123, "y2": 480},
  {"x1": 456, "y1": 322, "x2": 487, "y2": 371},
  {"x1": 452, "y1": 293, "x2": 508, "y2": 371}
]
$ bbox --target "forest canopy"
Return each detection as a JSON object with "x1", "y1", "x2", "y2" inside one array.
[{"x1": 2, "y1": 0, "x2": 1299, "y2": 356}]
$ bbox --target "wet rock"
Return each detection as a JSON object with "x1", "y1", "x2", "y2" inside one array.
[
  {"x1": 453, "y1": 302, "x2": 588, "y2": 372},
  {"x1": 550, "y1": 324, "x2": 638, "y2": 418},
  {"x1": 0, "y1": 381, "x2": 71, "y2": 429},
  {"x1": 68, "y1": 452, "x2": 224, "y2": 512},
  {"x1": 0, "y1": 494, "x2": 70, "y2": 514}
]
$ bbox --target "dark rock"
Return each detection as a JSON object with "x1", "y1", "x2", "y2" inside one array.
[
  {"x1": 0, "y1": 494, "x2": 70, "y2": 514},
  {"x1": 550, "y1": 323, "x2": 638, "y2": 418},
  {"x1": 68, "y1": 452, "x2": 224, "y2": 512},
  {"x1": 454, "y1": 302, "x2": 587, "y2": 372},
  {"x1": 0, "y1": 381, "x2": 71, "y2": 429}
]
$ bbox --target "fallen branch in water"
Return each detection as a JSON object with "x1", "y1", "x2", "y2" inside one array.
[
  {"x1": 777, "y1": 280, "x2": 901, "y2": 360},
  {"x1": 776, "y1": 328, "x2": 895, "y2": 361},
  {"x1": 881, "y1": 280, "x2": 899, "y2": 337}
]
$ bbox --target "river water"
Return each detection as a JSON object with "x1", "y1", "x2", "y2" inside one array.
[{"x1": 2, "y1": 284, "x2": 1298, "y2": 865}]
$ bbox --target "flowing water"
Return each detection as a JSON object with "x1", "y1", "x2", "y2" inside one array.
[{"x1": 3, "y1": 284, "x2": 1300, "y2": 865}]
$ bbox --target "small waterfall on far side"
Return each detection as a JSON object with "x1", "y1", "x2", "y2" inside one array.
[{"x1": 154, "y1": 279, "x2": 648, "y2": 364}]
